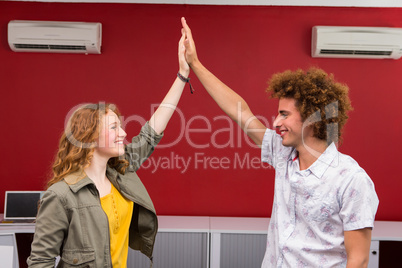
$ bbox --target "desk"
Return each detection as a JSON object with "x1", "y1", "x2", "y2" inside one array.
[
  {"x1": 0, "y1": 224, "x2": 35, "y2": 234},
  {"x1": 371, "y1": 221, "x2": 402, "y2": 267},
  {"x1": 1, "y1": 216, "x2": 402, "y2": 268},
  {"x1": 208, "y1": 218, "x2": 402, "y2": 268},
  {"x1": 372, "y1": 221, "x2": 402, "y2": 241},
  {"x1": 0, "y1": 224, "x2": 34, "y2": 268}
]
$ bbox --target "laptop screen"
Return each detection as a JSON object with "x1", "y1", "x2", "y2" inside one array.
[{"x1": 4, "y1": 191, "x2": 43, "y2": 220}]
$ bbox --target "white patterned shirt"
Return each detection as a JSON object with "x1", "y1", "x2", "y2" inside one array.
[{"x1": 261, "y1": 129, "x2": 379, "y2": 268}]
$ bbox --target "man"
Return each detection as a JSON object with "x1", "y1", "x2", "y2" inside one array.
[{"x1": 180, "y1": 17, "x2": 379, "y2": 268}]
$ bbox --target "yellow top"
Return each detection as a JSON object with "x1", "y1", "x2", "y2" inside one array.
[{"x1": 101, "y1": 183, "x2": 134, "y2": 268}]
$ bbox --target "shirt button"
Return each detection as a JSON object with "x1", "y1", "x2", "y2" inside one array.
[{"x1": 73, "y1": 258, "x2": 78, "y2": 264}]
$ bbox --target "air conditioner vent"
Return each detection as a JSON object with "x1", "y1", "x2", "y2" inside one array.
[
  {"x1": 320, "y1": 49, "x2": 392, "y2": 56},
  {"x1": 312, "y1": 26, "x2": 402, "y2": 59},
  {"x1": 8, "y1": 20, "x2": 101, "y2": 54},
  {"x1": 14, "y1": 44, "x2": 86, "y2": 51}
]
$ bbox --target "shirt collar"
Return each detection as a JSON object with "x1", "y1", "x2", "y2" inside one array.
[
  {"x1": 289, "y1": 148, "x2": 298, "y2": 162},
  {"x1": 288, "y1": 143, "x2": 339, "y2": 179},
  {"x1": 308, "y1": 142, "x2": 339, "y2": 179}
]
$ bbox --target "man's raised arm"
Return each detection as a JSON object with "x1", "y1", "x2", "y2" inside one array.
[{"x1": 181, "y1": 17, "x2": 267, "y2": 146}]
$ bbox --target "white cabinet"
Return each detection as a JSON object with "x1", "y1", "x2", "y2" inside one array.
[
  {"x1": 1, "y1": 216, "x2": 402, "y2": 268},
  {"x1": 128, "y1": 216, "x2": 210, "y2": 268},
  {"x1": 210, "y1": 217, "x2": 269, "y2": 268},
  {"x1": 368, "y1": 240, "x2": 379, "y2": 268},
  {"x1": 0, "y1": 233, "x2": 19, "y2": 268}
]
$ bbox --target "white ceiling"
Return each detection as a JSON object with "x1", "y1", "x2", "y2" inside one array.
[{"x1": 8, "y1": 0, "x2": 402, "y2": 8}]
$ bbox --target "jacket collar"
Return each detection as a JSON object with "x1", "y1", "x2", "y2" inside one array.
[
  {"x1": 106, "y1": 166, "x2": 119, "y2": 183},
  {"x1": 63, "y1": 170, "x2": 94, "y2": 193},
  {"x1": 63, "y1": 167, "x2": 120, "y2": 193}
]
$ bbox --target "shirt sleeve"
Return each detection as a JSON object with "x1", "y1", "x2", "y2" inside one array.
[
  {"x1": 261, "y1": 128, "x2": 292, "y2": 169},
  {"x1": 125, "y1": 121, "x2": 164, "y2": 172},
  {"x1": 339, "y1": 170, "x2": 379, "y2": 231}
]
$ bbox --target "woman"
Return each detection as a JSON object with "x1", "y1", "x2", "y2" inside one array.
[{"x1": 27, "y1": 30, "x2": 190, "y2": 267}]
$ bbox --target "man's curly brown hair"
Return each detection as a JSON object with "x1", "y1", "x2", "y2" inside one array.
[{"x1": 266, "y1": 67, "x2": 353, "y2": 145}]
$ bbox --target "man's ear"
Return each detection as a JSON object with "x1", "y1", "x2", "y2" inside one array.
[
  {"x1": 302, "y1": 122, "x2": 316, "y2": 139},
  {"x1": 302, "y1": 112, "x2": 320, "y2": 138}
]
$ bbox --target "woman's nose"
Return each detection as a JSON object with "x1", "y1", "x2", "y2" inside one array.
[{"x1": 119, "y1": 127, "x2": 127, "y2": 138}]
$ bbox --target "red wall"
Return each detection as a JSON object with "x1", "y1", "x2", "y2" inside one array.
[{"x1": 1, "y1": 1, "x2": 401, "y2": 221}]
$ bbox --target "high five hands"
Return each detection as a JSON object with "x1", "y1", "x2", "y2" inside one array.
[{"x1": 181, "y1": 17, "x2": 199, "y2": 68}]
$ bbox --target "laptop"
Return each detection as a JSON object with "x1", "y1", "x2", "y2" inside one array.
[{"x1": 3, "y1": 191, "x2": 44, "y2": 223}]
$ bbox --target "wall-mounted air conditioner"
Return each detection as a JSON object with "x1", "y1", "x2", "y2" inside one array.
[
  {"x1": 8, "y1": 20, "x2": 102, "y2": 54},
  {"x1": 312, "y1": 26, "x2": 402, "y2": 59}
]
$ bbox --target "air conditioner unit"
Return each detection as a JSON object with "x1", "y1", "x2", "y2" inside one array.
[
  {"x1": 312, "y1": 26, "x2": 402, "y2": 59},
  {"x1": 8, "y1": 20, "x2": 102, "y2": 54}
]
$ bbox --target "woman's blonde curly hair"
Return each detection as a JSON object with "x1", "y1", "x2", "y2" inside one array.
[
  {"x1": 267, "y1": 67, "x2": 353, "y2": 145},
  {"x1": 47, "y1": 103, "x2": 129, "y2": 189}
]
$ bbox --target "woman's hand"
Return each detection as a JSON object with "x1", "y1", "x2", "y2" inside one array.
[
  {"x1": 178, "y1": 28, "x2": 190, "y2": 78},
  {"x1": 148, "y1": 25, "x2": 189, "y2": 134}
]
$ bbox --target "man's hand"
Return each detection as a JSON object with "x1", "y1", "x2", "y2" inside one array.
[{"x1": 181, "y1": 17, "x2": 199, "y2": 67}]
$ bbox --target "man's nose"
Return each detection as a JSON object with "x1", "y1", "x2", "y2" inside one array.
[{"x1": 273, "y1": 115, "x2": 282, "y2": 128}]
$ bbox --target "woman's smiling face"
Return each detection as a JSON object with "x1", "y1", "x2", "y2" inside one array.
[{"x1": 96, "y1": 110, "x2": 127, "y2": 158}]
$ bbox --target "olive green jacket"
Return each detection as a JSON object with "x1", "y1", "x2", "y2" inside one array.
[{"x1": 27, "y1": 122, "x2": 163, "y2": 268}]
